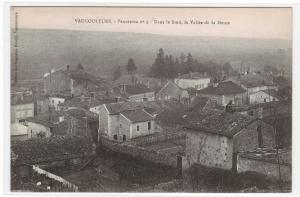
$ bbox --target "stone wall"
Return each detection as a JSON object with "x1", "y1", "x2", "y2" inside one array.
[
  {"x1": 99, "y1": 137, "x2": 178, "y2": 168},
  {"x1": 185, "y1": 130, "x2": 234, "y2": 170},
  {"x1": 237, "y1": 155, "x2": 291, "y2": 182},
  {"x1": 124, "y1": 132, "x2": 186, "y2": 146}
]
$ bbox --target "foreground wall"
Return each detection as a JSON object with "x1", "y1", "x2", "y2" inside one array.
[{"x1": 237, "y1": 155, "x2": 291, "y2": 182}]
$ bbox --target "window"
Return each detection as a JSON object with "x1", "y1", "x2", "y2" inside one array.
[
  {"x1": 148, "y1": 122, "x2": 151, "y2": 130},
  {"x1": 264, "y1": 98, "x2": 267, "y2": 102},
  {"x1": 137, "y1": 125, "x2": 140, "y2": 131},
  {"x1": 273, "y1": 98, "x2": 276, "y2": 101},
  {"x1": 249, "y1": 110, "x2": 254, "y2": 116},
  {"x1": 120, "y1": 124, "x2": 122, "y2": 128},
  {"x1": 113, "y1": 134, "x2": 117, "y2": 140}
]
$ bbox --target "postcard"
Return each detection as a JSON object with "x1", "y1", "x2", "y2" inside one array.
[{"x1": 8, "y1": 6, "x2": 292, "y2": 193}]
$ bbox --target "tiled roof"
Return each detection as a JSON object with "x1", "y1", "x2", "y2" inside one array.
[
  {"x1": 25, "y1": 117, "x2": 55, "y2": 128},
  {"x1": 238, "y1": 148, "x2": 291, "y2": 165},
  {"x1": 58, "y1": 97, "x2": 104, "y2": 108},
  {"x1": 26, "y1": 111, "x2": 65, "y2": 124},
  {"x1": 64, "y1": 108, "x2": 98, "y2": 123},
  {"x1": 11, "y1": 136, "x2": 93, "y2": 165},
  {"x1": 184, "y1": 109, "x2": 257, "y2": 137},
  {"x1": 124, "y1": 84, "x2": 154, "y2": 96},
  {"x1": 189, "y1": 96, "x2": 209, "y2": 110},
  {"x1": 105, "y1": 101, "x2": 161, "y2": 115},
  {"x1": 120, "y1": 109, "x2": 154, "y2": 123},
  {"x1": 66, "y1": 68, "x2": 98, "y2": 83},
  {"x1": 261, "y1": 89, "x2": 282, "y2": 100},
  {"x1": 197, "y1": 81, "x2": 246, "y2": 95},
  {"x1": 234, "y1": 74, "x2": 274, "y2": 88},
  {"x1": 156, "y1": 81, "x2": 182, "y2": 97},
  {"x1": 273, "y1": 76, "x2": 291, "y2": 87}
]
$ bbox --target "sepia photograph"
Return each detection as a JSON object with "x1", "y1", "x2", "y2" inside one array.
[{"x1": 8, "y1": 6, "x2": 292, "y2": 193}]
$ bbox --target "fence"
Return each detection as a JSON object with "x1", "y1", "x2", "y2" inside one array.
[
  {"x1": 32, "y1": 165, "x2": 79, "y2": 192},
  {"x1": 100, "y1": 137, "x2": 179, "y2": 168}
]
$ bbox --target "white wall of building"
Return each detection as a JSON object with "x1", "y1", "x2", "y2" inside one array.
[
  {"x1": 174, "y1": 78, "x2": 210, "y2": 90},
  {"x1": 249, "y1": 91, "x2": 278, "y2": 104},
  {"x1": 27, "y1": 122, "x2": 52, "y2": 138},
  {"x1": 11, "y1": 103, "x2": 34, "y2": 123},
  {"x1": 49, "y1": 97, "x2": 65, "y2": 110}
]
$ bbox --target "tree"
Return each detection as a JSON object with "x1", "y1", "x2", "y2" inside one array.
[
  {"x1": 126, "y1": 58, "x2": 137, "y2": 74},
  {"x1": 113, "y1": 66, "x2": 122, "y2": 81}
]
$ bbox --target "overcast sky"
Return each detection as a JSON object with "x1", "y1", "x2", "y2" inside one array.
[{"x1": 11, "y1": 7, "x2": 292, "y2": 40}]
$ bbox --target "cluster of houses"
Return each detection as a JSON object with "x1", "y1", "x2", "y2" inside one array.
[{"x1": 11, "y1": 63, "x2": 291, "y2": 183}]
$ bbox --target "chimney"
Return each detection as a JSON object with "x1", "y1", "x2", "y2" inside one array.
[
  {"x1": 257, "y1": 121, "x2": 263, "y2": 148},
  {"x1": 67, "y1": 65, "x2": 70, "y2": 71},
  {"x1": 20, "y1": 93, "x2": 24, "y2": 101},
  {"x1": 80, "y1": 94, "x2": 85, "y2": 102}
]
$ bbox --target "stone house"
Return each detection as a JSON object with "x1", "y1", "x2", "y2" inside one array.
[
  {"x1": 118, "y1": 108, "x2": 155, "y2": 141},
  {"x1": 43, "y1": 65, "x2": 101, "y2": 97},
  {"x1": 49, "y1": 94, "x2": 69, "y2": 111},
  {"x1": 58, "y1": 94, "x2": 105, "y2": 113},
  {"x1": 249, "y1": 89, "x2": 281, "y2": 104},
  {"x1": 11, "y1": 95, "x2": 34, "y2": 123},
  {"x1": 156, "y1": 81, "x2": 183, "y2": 101},
  {"x1": 184, "y1": 109, "x2": 275, "y2": 171},
  {"x1": 64, "y1": 108, "x2": 99, "y2": 142},
  {"x1": 228, "y1": 74, "x2": 278, "y2": 104},
  {"x1": 34, "y1": 94, "x2": 50, "y2": 115},
  {"x1": 237, "y1": 148, "x2": 291, "y2": 182},
  {"x1": 98, "y1": 101, "x2": 161, "y2": 142},
  {"x1": 114, "y1": 84, "x2": 155, "y2": 102},
  {"x1": 196, "y1": 81, "x2": 247, "y2": 106},
  {"x1": 174, "y1": 72, "x2": 211, "y2": 90}
]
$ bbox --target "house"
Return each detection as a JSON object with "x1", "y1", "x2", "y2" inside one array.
[
  {"x1": 58, "y1": 95, "x2": 101, "y2": 111},
  {"x1": 114, "y1": 75, "x2": 166, "y2": 93},
  {"x1": 11, "y1": 122, "x2": 29, "y2": 141},
  {"x1": 43, "y1": 64, "x2": 101, "y2": 97},
  {"x1": 118, "y1": 108, "x2": 155, "y2": 141},
  {"x1": 64, "y1": 108, "x2": 99, "y2": 141},
  {"x1": 237, "y1": 148, "x2": 291, "y2": 182},
  {"x1": 156, "y1": 81, "x2": 183, "y2": 101},
  {"x1": 11, "y1": 94, "x2": 34, "y2": 123},
  {"x1": 174, "y1": 72, "x2": 211, "y2": 90},
  {"x1": 228, "y1": 74, "x2": 278, "y2": 103},
  {"x1": 98, "y1": 101, "x2": 161, "y2": 142},
  {"x1": 113, "y1": 84, "x2": 155, "y2": 102},
  {"x1": 34, "y1": 94, "x2": 50, "y2": 115},
  {"x1": 249, "y1": 89, "x2": 282, "y2": 104},
  {"x1": 49, "y1": 94, "x2": 69, "y2": 111},
  {"x1": 184, "y1": 108, "x2": 275, "y2": 171},
  {"x1": 188, "y1": 96, "x2": 211, "y2": 112},
  {"x1": 248, "y1": 100, "x2": 291, "y2": 119},
  {"x1": 196, "y1": 81, "x2": 247, "y2": 106},
  {"x1": 24, "y1": 116, "x2": 54, "y2": 138}
]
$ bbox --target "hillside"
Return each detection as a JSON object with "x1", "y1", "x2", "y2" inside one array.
[{"x1": 11, "y1": 29, "x2": 292, "y2": 80}]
